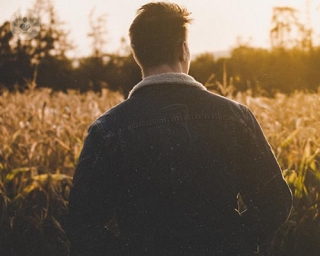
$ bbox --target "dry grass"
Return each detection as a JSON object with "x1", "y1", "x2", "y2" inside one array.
[
  {"x1": 0, "y1": 88, "x2": 123, "y2": 256},
  {"x1": 0, "y1": 87, "x2": 319, "y2": 255}
]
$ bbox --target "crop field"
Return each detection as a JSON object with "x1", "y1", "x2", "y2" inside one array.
[{"x1": 0, "y1": 88, "x2": 319, "y2": 256}]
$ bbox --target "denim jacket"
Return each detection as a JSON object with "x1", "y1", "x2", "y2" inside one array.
[{"x1": 66, "y1": 73, "x2": 293, "y2": 256}]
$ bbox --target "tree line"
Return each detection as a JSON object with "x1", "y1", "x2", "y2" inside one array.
[{"x1": 1, "y1": 1, "x2": 319, "y2": 97}]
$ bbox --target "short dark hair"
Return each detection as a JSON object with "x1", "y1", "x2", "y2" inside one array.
[{"x1": 129, "y1": 2, "x2": 192, "y2": 69}]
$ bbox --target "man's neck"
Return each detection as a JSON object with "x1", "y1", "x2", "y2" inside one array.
[{"x1": 142, "y1": 63, "x2": 187, "y2": 79}]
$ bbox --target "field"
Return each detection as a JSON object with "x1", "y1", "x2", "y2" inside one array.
[{"x1": 0, "y1": 87, "x2": 319, "y2": 255}]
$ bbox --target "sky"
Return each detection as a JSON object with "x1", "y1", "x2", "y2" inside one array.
[{"x1": 1, "y1": 0, "x2": 320, "y2": 58}]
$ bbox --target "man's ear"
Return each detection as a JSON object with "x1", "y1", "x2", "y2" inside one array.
[
  {"x1": 180, "y1": 41, "x2": 189, "y2": 62},
  {"x1": 179, "y1": 41, "x2": 186, "y2": 61}
]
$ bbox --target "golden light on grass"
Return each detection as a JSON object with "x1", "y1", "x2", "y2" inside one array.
[{"x1": 0, "y1": 84, "x2": 319, "y2": 253}]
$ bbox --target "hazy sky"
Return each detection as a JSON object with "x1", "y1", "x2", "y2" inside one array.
[{"x1": 1, "y1": 0, "x2": 320, "y2": 57}]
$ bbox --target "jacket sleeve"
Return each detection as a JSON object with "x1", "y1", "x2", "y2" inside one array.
[
  {"x1": 235, "y1": 106, "x2": 293, "y2": 245},
  {"x1": 66, "y1": 121, "x2": 121, "y2": 256}
]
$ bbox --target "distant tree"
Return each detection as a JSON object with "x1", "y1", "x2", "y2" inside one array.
[
  {"x1": 229, "y1": 46, "x2": 268, "y2": 92},
  {"x1": 115, "y1": 37, "x2": 132, "y2": 57},
  {"x1": 75, "y1": 56, "x2": 106, "y2": 93},
  {"x1": 270, "y1": 7, "x2": 312, "y2": 51},
  {"x1": 117, "y1": 53, "x2": 141, "y2": 98},
  {"x1": 228, "y1": 45, "x2": 318, "y2": 94},
  {"x1": 307, "y1": 46, "x2": 320, "y2": 91},
  {"x1": 75, "y1": 23, "x2": 141, "y2": 97},
  {"x1": 189, "y1": 52, "x2": 216, "y2": 85},
  {"x1": 88, "y1": 8, "x2": 108, "y2": 58},
  {"x1": 104, "y1": 53, "x2": 141, "y2": 98},
  {"x1": 0, "y1": 22, "x2": 33, "y2": 91},
  {"x1": 32, "y1": 0, "x2": 74, "y2": 91},
  {"x1": 74, "y1": 8, "x2": 109, "y2": 94},
  {"x1": 0, "y1": 0, "x2": 74, "y2": 91},
  {"x1": 0, "y1": 22, "x2": 12, "y2": 57}
]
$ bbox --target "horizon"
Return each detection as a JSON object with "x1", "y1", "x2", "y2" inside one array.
[{"x1": 1, "y1": 0, "x2": 320, "y2": 58}]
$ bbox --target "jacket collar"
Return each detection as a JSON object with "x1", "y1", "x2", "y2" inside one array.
[{"x1": 128, "y1": 72, "x2": 207, "y2": 98}]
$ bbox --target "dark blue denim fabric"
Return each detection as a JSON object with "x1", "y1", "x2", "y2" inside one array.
[{"x1": 66, "y1": 82, "x2": 293, "y2": 256}]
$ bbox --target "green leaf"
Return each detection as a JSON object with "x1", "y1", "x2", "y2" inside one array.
[{"x1": 5, "y1": 167, "x2": 31, "y2": 182}]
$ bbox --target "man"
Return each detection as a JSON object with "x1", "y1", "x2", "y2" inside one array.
[{"x1": 66, "y1": 2, "x2": 292, "y2": 255}]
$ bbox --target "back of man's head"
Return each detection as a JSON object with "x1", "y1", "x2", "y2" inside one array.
[{"x1": 129, "y1": 2, "x2": 192, "y2": 69}]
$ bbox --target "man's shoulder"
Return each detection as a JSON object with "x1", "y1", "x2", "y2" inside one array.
[
  {"x1": 196, "y1": 89, "x2": 250, "y2": 123},
  {"x1": 203, "y1": 90, "x2": 246, "y2": 108},
  {"x1": 90, "y1": 99, "x2": 136, "y2": 135}
]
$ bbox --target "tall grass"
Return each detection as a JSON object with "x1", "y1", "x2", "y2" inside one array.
[
  {"x1": 0, "y1": 88, "x2": 123, "y2": 256},
  {"x1": 0, "y1": 87, "x2": 319, "y2": 255}
]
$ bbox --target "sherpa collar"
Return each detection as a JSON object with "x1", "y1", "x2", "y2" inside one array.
[{"x1": 128, "y1": 72, "x2": 207, "y2": 98}]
